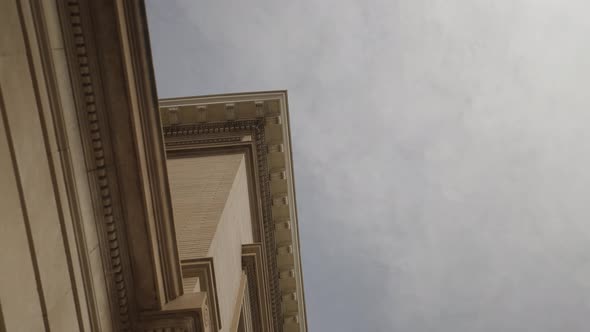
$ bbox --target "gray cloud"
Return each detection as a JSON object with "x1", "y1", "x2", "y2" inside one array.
[{"x1": 146, "y1": 0, "x2": 590, "y2": 331}]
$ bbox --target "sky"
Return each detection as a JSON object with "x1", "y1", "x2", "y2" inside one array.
[{"x1": 146, "y1": 1, "x2": 590, "y2": 331}]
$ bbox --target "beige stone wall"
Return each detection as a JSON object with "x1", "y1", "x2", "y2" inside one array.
[
  {"x1": 168, "y1": 153, "x2": 245, "y2": 260},
  {"x1": 168, "y1": 153, "x2": 254, "y2": 332},
  {"x1": 208, "y1": 156, "x2": 253, "y2": 332},
  {"x1": 0, "y1": 1, "x2": 111, "y2": 331}
]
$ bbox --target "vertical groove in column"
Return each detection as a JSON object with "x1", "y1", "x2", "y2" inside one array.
[
  {"x1": 0, "y1": 85, "x2": 50, "y2": 331},
  {"x1": 28, "y1": 0, "x2": 100, "y2": 330},
  {"x1": 56, "y1": 0, "x2": 132, "y2": 329},
  {"x1": 15, "y1": 0, "x2": 85, "y2": 330}
]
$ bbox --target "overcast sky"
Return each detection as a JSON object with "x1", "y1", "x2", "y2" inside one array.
[{"x1": 146, "y1": 1, "x2": 590, "y2": 331}]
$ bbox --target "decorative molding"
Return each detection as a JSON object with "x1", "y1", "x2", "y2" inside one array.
[
  {"x1": 59, "y1": 2, "x2": 306, "y2": 331},
  {"x1": 138, "y1": 293, "x2": 211, "y2": 332},
  {"x1": 163, "y1": 119, "x2": 262, "y2": 137},
  {"x1": 239, "y1": 278, "x2": 254, "y2": 332},
  {"x1": 230, "y1": 273, "x2": 249, "y2": 332},
  {"x1": 57, "y1": 0, "x2": 133, "y2": 329},
  {"x1": 242, "y1": 244, "x2": 274, "y2": 332},
  {"x1": 115, "y1": 0, "x2": 183, "y2": 304},
  {"x1": 57, "y1": 0, "x2": 183, "y2": 330},
  {"x1": 166, "y1": 136, "x2": 243, "y2": 148},
  {"x1": 242, "y1": 259, "x2": 262, "y2": 331},
  {"x1": 181, "y1": 258, "x2": 221, "y2": 331},
  {"x1": 163, "y1": 119, "x2": 283, "y2": 330},
  {"x1": 160, "y1": 92, "x2": 308, "y2": 332}
]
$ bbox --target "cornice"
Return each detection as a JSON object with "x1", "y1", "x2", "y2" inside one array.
[
  {"x1": 54, "y1": 1, "x2": 308, "y2": 331},
  {"x1": 57, "y1": 0, "x2": 134, "y2": 329},
  {"x1": 58, "y1": 0, "x2": 185, "y2": 330},
  {"x1": 114, "y1": 0, "x2": 183, "y2": 304},
  {"x1": 160, "y1": 92, "x2": 308, "y2": 332},
  {"x1": 164, "y1": 118, "x2": 282, "y2": 330}
]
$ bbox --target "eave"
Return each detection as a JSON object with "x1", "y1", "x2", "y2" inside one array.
[{"x1": 160, "y1": 91, "x2": 308, "y2": 332}]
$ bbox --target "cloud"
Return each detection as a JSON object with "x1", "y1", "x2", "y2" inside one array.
[{"x1": 147, "y1": 1, "x2": 590, "y2": 331}]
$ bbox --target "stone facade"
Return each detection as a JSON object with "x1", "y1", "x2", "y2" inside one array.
[
  {"x1": 1, "y1": 0, "x2": 112, "y2": 330},
  {"x1": 0, "y1": 1, "x2": 307, "y2": 331},
  {"x1": 160, "y1": 92, "x2": 308, "y2": 332}
]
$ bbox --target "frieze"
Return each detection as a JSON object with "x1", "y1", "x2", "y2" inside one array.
[{"x1": 58, "y1": 0, "x2": 133, "y2": 329}]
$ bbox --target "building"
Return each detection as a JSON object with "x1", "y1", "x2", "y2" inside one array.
[{"x1": 0, "y1": 1, "x2": 307, "y2": 331}]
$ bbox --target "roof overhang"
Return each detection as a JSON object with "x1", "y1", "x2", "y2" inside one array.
[{"x1": 160, "y1": 91, "x2": 308, "y2": 332}]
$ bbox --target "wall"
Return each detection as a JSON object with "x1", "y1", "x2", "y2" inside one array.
[
  {"x1": 0, "y1": 0, "x2": 111, "y2": 330},
  {"x1": 208, "y1": 156, "x2": 253, "y2": 332},
  {"x1": 168, "y1": 153, "x2": 254, "y2": 332},
  {"x1": 168, "y1": 153, "x2": 245, "y2": 260}
]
